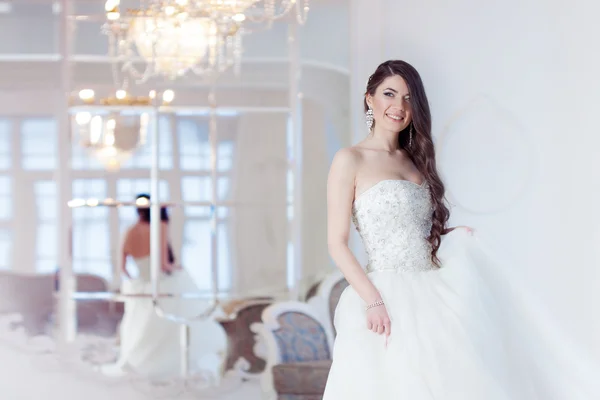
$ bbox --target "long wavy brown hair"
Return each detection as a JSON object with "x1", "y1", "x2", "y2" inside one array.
[{"x1": 364, "y1": 60, "x2": 450, "y2": 265}]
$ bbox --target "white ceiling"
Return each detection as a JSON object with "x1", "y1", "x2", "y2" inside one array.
[{"x1": 0, "y1": 0, "x2": 349, "y2": 92}]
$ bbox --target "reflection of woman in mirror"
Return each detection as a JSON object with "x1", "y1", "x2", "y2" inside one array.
[
  {"x1": 120, "y1": 193, "x2": 179, "y2": 280},
  {"x1": 101, "y1": 194, "x2": 226, "y2": 379}
]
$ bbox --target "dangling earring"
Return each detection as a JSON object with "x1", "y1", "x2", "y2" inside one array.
[
  {"x1": 365, "y1": 107, "x2": 374, "y2": 131},
  {"x1": 409, "y1": 123, "x2": 413, "y2": 148}
]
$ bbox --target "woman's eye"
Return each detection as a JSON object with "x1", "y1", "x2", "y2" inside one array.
[{"x1": 384, "y1": 92, "x2": 394, "y2": 97}]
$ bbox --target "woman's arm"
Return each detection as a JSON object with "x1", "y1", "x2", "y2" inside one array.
[
  {"x1": 327, "y1": 148, "x2": 382, "y2": 305},
  {"x1": 160, "y1": 222, "x2": 174, "y2": 273}
]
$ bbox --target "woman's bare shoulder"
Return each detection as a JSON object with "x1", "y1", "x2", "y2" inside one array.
[{"x1": 331, "y1": 146, "x2": 366, "y2": 168}]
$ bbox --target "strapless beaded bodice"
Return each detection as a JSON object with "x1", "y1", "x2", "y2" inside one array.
[{"x1": 352, "y1": 180, "x2": 435, "y2": 273}]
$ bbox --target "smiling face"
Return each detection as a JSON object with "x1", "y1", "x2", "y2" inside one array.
[{"x1": 366, "y1": 75, "x2": 412, "y2": 133}]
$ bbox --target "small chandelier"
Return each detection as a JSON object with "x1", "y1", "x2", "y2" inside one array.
[{"x1": 70, "y1": 89, "x2": 174, "y2": 171}]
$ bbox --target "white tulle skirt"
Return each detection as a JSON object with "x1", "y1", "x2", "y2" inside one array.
[
  {"x1": 101, "y1": 269, "x2": 227, "y2": 379},
  {"x1": 323, "y1": 229, "x2": 600, "y2": 400}
]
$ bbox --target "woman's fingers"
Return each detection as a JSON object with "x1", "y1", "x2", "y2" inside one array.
[{"x1": 383, "y1": 320, "x2": 391, "y2": 336}]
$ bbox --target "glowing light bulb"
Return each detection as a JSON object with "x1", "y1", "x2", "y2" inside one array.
[
  {"x1": 78, "y1": 89, "x2": 95, "y2": 103},
  {"x1": 135, "y1": 197, "x2": 150, "y2": 206},
  {"x1": 107, "y1": 11, "x2": 120, "y2": 20},
  {"x1": 162, "y1": 90, "x2": 175, "y2": 104},
  {"x1": 90, "y1": 116, "x2": 103, "y2": 144},
  {"x1": 232, "y1": 13, "x2": 246, "y2": 22},
  {"x1": 68, "y1": 199, "x2": 86, "y2": 208},
  {"x1": 75, "y1": 112, "x2": 92, "y2": 125},
  {"x1": 105, "y1": 0, "x2": 120, "y2": 12}
]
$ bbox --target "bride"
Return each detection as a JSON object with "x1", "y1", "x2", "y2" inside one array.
[
  {"x1": 323, "y1": 60, "x2": 600, "y2": 399},
  {"x1": 101, "y1": 194, "x2": 226, "y2": 379}
]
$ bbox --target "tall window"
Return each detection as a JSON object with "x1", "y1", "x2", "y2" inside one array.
[
  {"x1": 0, "y1": 119, "x2": 10, "y2": 170},
  {"x1": 34, "y1": 181, "x2": 57, "y2": 273},
  {"x1": 0, "y1": 175, "x2": 11, "y2": 222},
  {"x1": 72, "y1": 179, "x2": 111, "y2": 278},
  {"x1": 0, "y1": 173, "x2": 11, "y2": 270},
  {"x1": 0, "y1": 121, "x2": 11, "y2": 266},
  {"x1": 22, "y1": 118, "x2": 58, "y2": 273},
  {"x1": 178, "y1": 118, "x2": 209, "y2": 171},
  {"x1": 121, "y1": 116, "x2": 173, "y2": 170},
  {"x1": 21, "y1": 118, "x2": 56, "y2": 170},
  {"x1": 177, "y1": 116, "x2": 235, "y2": 292}
]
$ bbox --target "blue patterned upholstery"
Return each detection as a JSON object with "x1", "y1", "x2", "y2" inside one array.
[{"x1": 273, "y1": 312, "x2": 331, "y2": 363}]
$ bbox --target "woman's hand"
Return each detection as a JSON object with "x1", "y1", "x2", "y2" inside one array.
[
  {"x1": 161, "y1": 264, "x2": 175, "y2": 275},
  {"x1": 366, "y1": 301, "x2": 391, "y2": 337},
  {"x1": 443, "y1": 225, "x2": 475, "y2": 235},
  {"x1": 455, "y1": 225, "x2": 475, "y2": 235}
]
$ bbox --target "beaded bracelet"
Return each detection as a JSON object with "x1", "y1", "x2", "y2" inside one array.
[{"x1": 365, "y1": 300, "x2": 384, "y2": 310}]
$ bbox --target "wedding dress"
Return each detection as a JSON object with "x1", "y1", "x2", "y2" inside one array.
[
  {"x1": 101, "y1": 257, "x2": 227, "y2": 379},
  {"x1": 323, "y1": 179, "x2": 600, "y2": 399}
]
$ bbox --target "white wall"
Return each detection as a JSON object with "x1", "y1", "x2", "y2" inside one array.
[{"x1": 349, "y1": 0, "x2": 600, "y2": 355}]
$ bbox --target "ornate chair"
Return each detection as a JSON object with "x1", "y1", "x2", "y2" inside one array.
[
  {"x1": 252, "y1": 301, "x2": 334, "y2": 400},
  {"x1": 303, "y1": 280, "x2": 322, "y2": 302},
  {"x1": 216, "y1": 297, "x2": 273, "y2": 378}
]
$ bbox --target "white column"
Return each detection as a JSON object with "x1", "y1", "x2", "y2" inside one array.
[
  {"x1": 349, "y1": 0, "x2": 386, "y2": 144},
  {"x1": 208, "y1": 87, "x2": 219, "y2": 301},
  {"x1": 57, "y1": 0, "x2": 76, "y2": 343},
  {"x1": 287, "y1": 20, "x2": 304, "y2": 300},
  {"x1": 168, "y1": 115, "x2": 184, "y2": 264},
  {"x1": 150, "y1": 104, "x2": 161, "y2": 298}
]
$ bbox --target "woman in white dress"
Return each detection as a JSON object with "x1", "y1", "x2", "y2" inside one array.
[
  {"x1": 101, "y1": 194, "x2": 226, "y2": 379},
  {"x1": 323, "y1": 60, "x2": 600, "y2": 399}
]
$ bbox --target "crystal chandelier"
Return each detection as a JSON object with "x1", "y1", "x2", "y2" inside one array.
[
  {"x1": 70, "y1": 89, "x2": 174, "y2": 171},
  {"x1": 103, "y1": 0, "x2": 244, "y2": 84},
  {"x1": 197, "y1": 0, "x2": 311, "y2": 26},
  {"x1": 103, "y1": 0, "x2": 310, "y2": 83}
]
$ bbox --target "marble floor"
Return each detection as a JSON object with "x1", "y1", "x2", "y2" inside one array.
[
  {"x1": 0, "y1": 316, "x2": 265, "y2": 400},
  {"x1": 0, "y1": 339, "x2": 264, "y2": 399}
]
